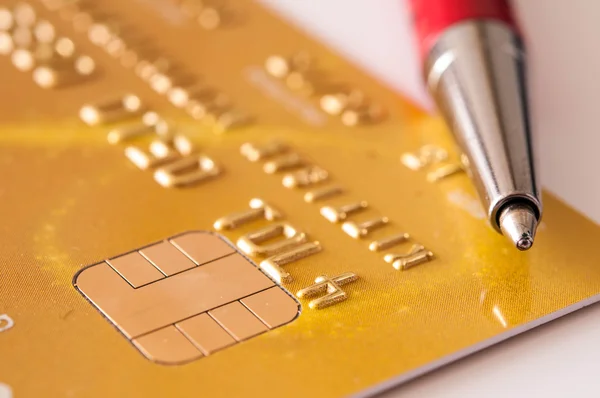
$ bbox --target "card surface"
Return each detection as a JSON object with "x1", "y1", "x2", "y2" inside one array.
[{"x1": 2, "y1": 1, "x2": 600, "y2": 397}]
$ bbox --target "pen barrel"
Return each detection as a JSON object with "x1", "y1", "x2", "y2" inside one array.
[
  {"x1": 408, "y1": 0, "x2": 515, "y2": 60},
  {"x1": 423, "y1": 20, "x2": 541, "y2": 230}
]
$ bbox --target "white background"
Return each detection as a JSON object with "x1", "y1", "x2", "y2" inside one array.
[{"x1": 260, "y1": 1, "x2": 600, "y2": 397}]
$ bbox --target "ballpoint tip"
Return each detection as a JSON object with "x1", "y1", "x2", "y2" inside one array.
[
  {"x1": 516, "y1": 235, "x2": 533, "y2": 251},
  {"x1": 499, "y1": 203, "x2": 538, "y2": 251}
]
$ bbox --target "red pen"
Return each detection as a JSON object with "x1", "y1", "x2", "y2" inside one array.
[{"x1": 408, "y1": 0, "x2": 542, "y2": 251}]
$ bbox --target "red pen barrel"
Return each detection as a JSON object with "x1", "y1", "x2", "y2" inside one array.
[{"x1": 408, "y1": 0, "x2": 515, "y2": 59}]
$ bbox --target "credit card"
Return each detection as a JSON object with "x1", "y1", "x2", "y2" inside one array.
[{"x1": 2, "y1": 1, "x2": 600, "y2": 397}]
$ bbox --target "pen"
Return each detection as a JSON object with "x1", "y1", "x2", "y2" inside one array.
[{"x1": 408, "y1": 0, "x2": 542, "y2": 251}]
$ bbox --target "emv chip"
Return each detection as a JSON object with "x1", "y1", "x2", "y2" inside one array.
[{"x1": 74, "y1": 231, "x2": 300, "y2": 365}]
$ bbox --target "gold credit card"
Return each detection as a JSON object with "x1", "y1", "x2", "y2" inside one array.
[{"x1": 2, "y1": 1, "x2": 600, "y2": 397}]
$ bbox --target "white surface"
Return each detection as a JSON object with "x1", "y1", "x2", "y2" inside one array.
[
  {"x1": 261, "y1": 1, "x2": 600, "y2": 397},
  {"x1": 0, "y1": 383, "x2": 12, "y2": 398}
]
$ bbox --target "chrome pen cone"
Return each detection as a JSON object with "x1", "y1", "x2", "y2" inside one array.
[
  {"x1": 499, "y1": 203, "x2": 538, "y2": 251},
  {"x1": 424, "y1": 21, "x2": 542, "y2": 248}
]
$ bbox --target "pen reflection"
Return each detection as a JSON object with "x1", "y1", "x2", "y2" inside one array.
[{"x1": 477, "y1": 248, "x2": 533, "y2": 329}]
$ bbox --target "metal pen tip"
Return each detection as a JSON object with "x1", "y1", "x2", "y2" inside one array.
[
  {"x1": 499, "y1": 203, "x2": 539, "y2": 251},
  {"x1": 516, "y1": 235, "x2": 533, "y2": 251}
]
